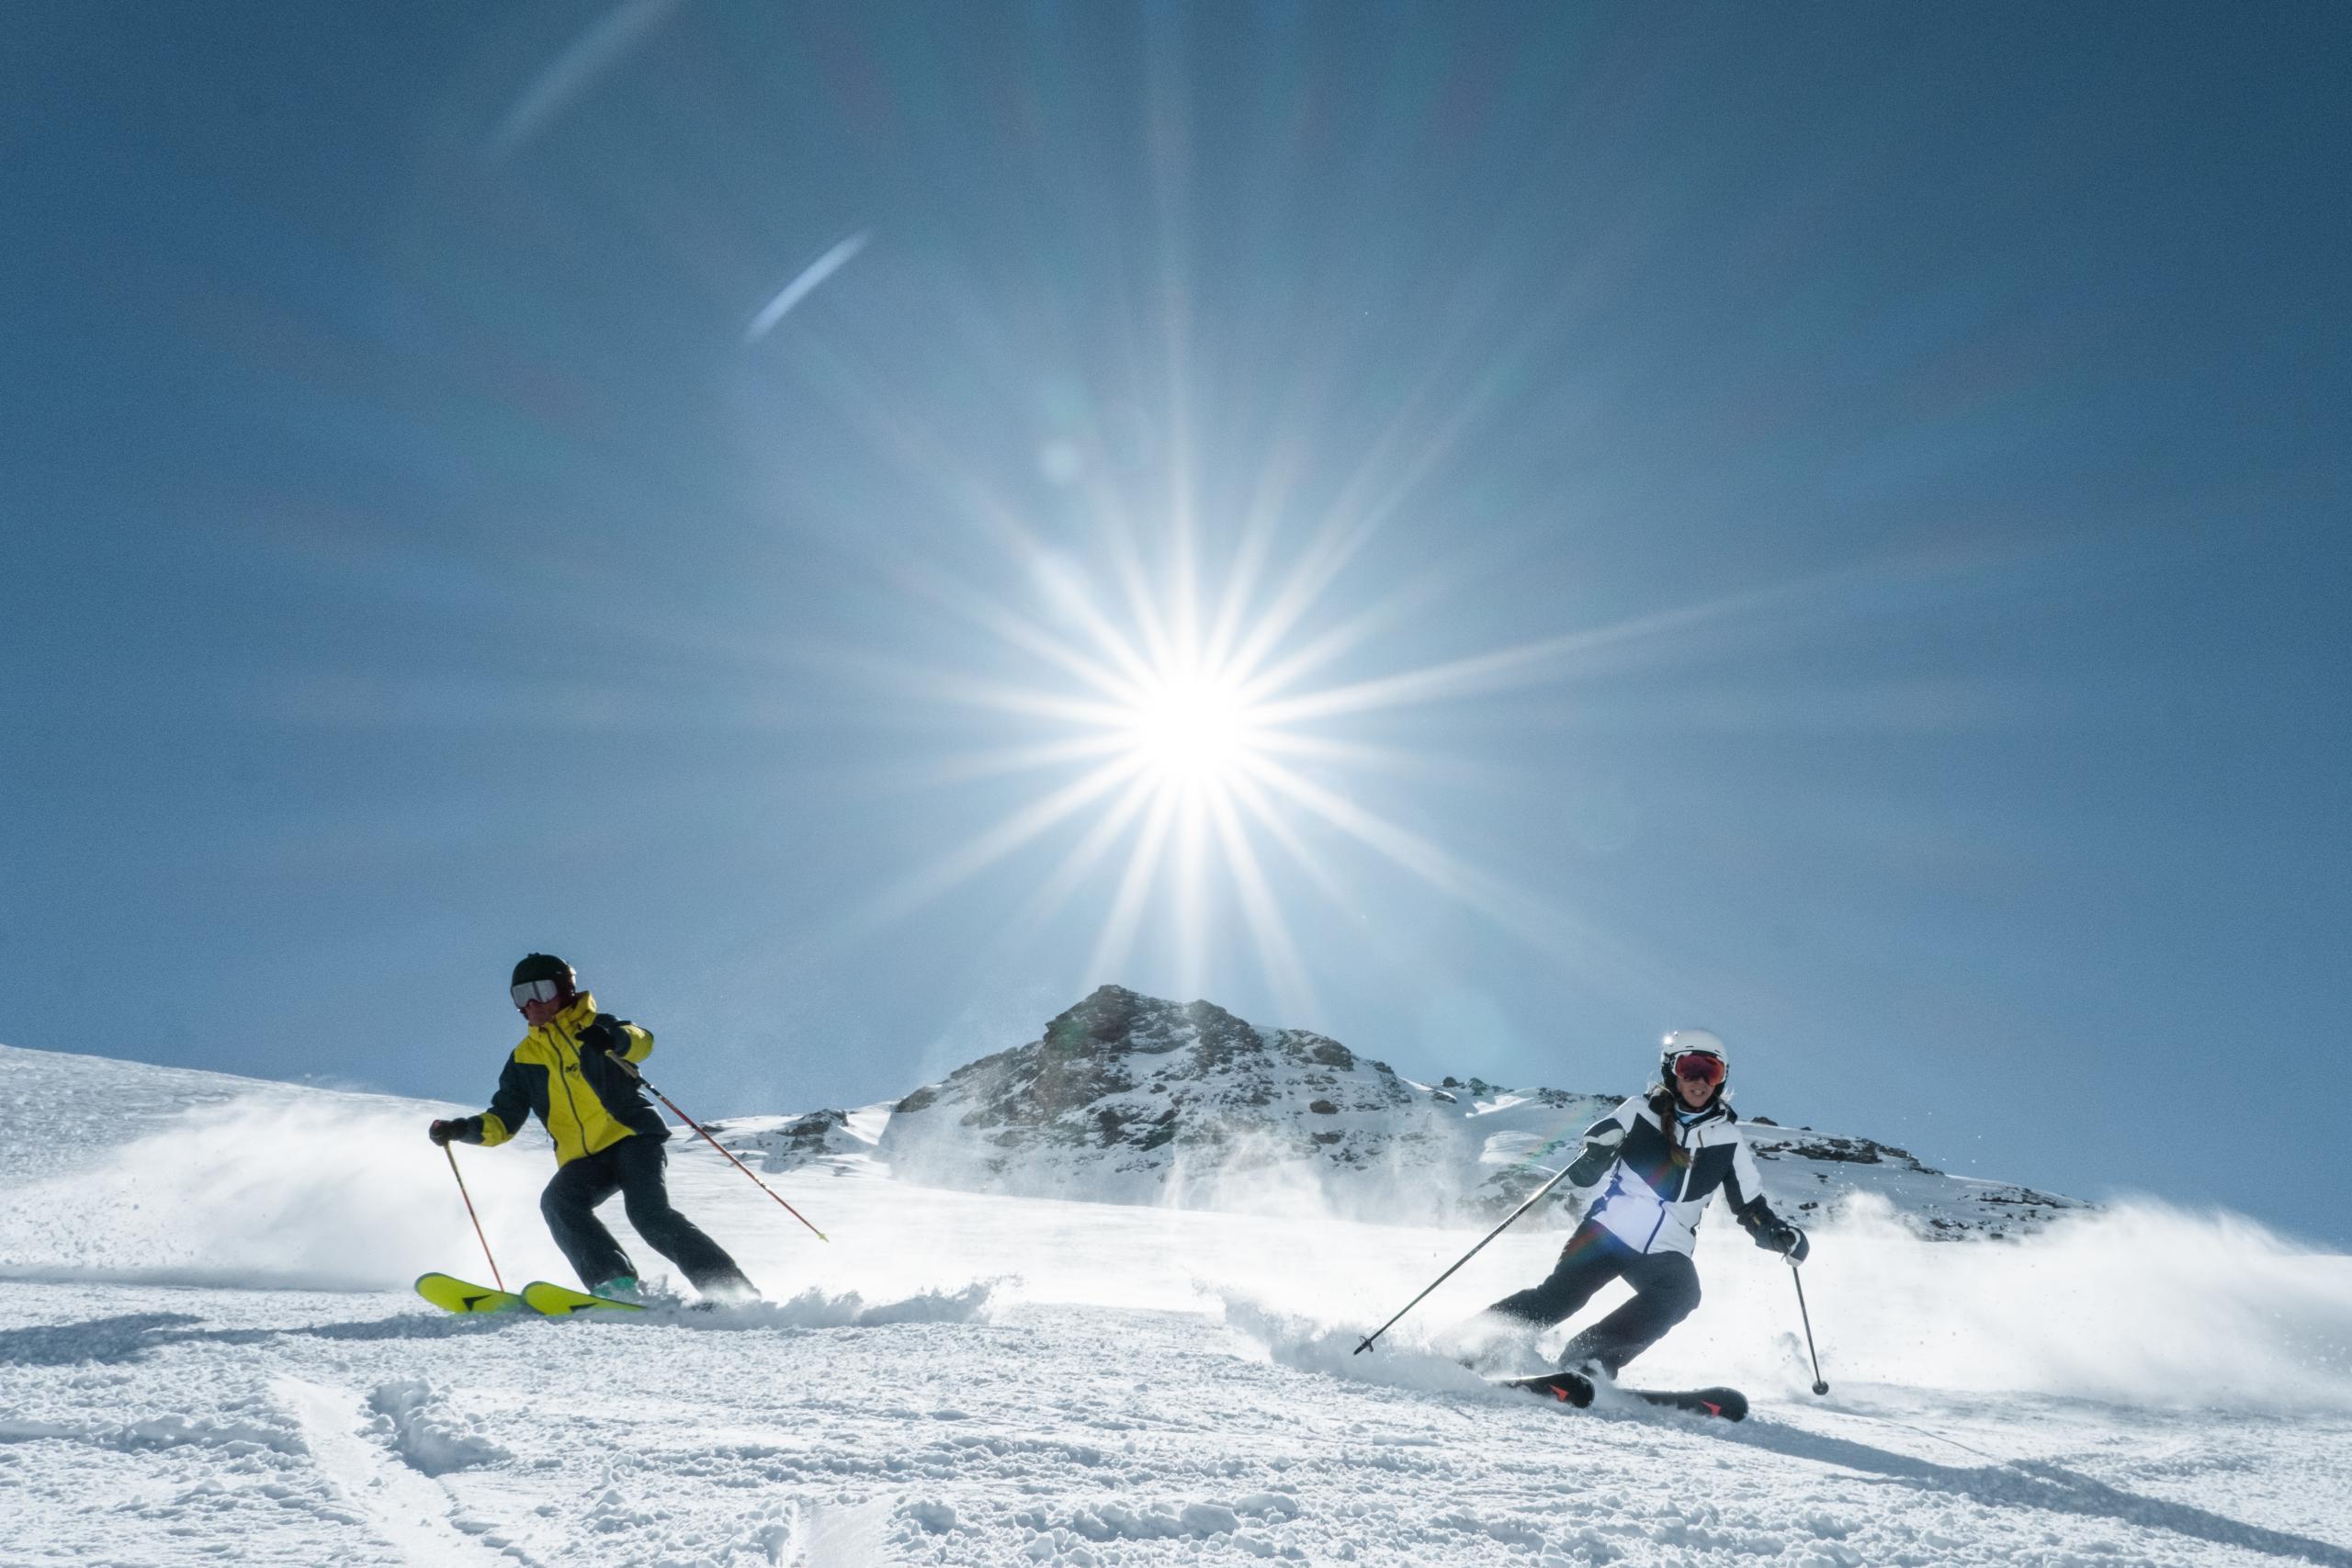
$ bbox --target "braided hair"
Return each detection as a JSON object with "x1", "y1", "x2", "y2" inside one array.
[{"x1": 1650, "y1": 1086, "x2": 1694, "y2": 1168}]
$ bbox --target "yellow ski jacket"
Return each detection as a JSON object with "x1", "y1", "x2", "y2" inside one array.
[{"x1": 473, "y1": 992, "x2": 665, "y2": 1165}]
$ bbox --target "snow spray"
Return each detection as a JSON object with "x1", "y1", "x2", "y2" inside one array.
[{"x1": 0, "y1": 1093, "x2": 576, "y2": 1291}]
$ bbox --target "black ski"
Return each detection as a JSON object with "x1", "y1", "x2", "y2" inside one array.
[{"x1": 1499, "y1": 1370, "x2": 1747, "y2": 1422}]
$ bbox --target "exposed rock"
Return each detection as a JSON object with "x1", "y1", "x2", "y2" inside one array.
[
  {"x1": 873, "y1": 985, "x2": 2089, "y2": 1238},
  {"x1": 878, "y1": 986, "x2": 1482, "y2": 1220}
]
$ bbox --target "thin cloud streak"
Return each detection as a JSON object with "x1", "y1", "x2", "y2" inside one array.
[
  {"x1": 745, "y1": 232, "x2": 872, "y2": 343},
  {"x1": 488, "y1": 0, "x2": 680, "y2": 160}
]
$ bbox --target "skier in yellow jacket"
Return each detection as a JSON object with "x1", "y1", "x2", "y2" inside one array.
[{"x1": 429, "y1": 953, "x2": 757, "y2": 1303}]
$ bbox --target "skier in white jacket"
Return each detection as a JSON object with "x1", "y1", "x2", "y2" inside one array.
[{"x1": 1483, "y1": 1030, "x2": 1809, "y2": 1375}]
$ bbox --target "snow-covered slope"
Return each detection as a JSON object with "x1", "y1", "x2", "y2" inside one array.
[
  {"x1": 3, "y1": 1039, "x2": 2347, "y2": 1568},
  {"x1": 874, "y1": 985, "x2": 2085, "y2": 1237}
]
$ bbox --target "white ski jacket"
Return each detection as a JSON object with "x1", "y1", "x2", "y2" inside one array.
[{"x1": 1572, "y1": 1095, "x2": 1772, "y2": 1258}]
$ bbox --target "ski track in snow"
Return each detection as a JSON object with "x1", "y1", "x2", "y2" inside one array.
[
  {"x1": 276, "y1": 1375, "x2": 516, "y2": 1567},
  {"x1": 1, "y1": 1043, "x2": 2348, "y2": 1566},
  {"x1": 6, "y1": 1280, "x2": 2348, "y2": 1567}
]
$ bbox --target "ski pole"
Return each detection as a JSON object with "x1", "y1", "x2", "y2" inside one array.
[
  {"x1": 443, "y1": 1143, "x2": 504, "y2": 1291},
  {"x1": 1788, "y1": 1258, "x2": 1828, "y2": 1395},
  {"x1": 616, "y1": 1057, "x2": 830, "y2": 1242},
  {"x1": 1353, "y1": 1161, "x2": 1579, "y2": 1355}
]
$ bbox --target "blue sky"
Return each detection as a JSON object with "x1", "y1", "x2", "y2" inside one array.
[{"x1": 4, "y1": 4, "x2": 2346, "y2": 1246}]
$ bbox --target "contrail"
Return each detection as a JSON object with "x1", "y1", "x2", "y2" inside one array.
[
  {"x1": 745, "y1": 231, "x2": 871, "y2": 343},
  {"x1": 489, "y1": 0, "x2": 681, "y2": 161}
]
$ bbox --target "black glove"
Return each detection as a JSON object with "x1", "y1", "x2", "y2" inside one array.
[
  {"x1": 1564, "y1": 1138, "x2": 1619, "y2": 1188},
  {"x1": 576, "y1": 1018, "x2": 627, "y2": 1056},
  {"x1": 428, "y1": 1117, "x2": 477, "y2": 1146},
  {"x1": 1759, "y1": 1221, "x2": 1810, "y2": 1264},
  {"x1": 1740, "y1": 1200, "x2": 1810, "y2": 1261}
]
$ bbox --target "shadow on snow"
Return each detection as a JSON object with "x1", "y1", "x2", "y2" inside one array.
[
  {"x1": 0, "y1": 1310, "x2": 522, "y2": 1366},
  {"x1": 1727, "y1": 1419, "x2": 2352, "y2": 1568}
]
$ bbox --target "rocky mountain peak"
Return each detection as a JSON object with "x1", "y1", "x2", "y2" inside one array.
[
  {"x1": 881, "y1": 986, "x2": 1443, "y2": 1213},
  {"x1": 867, "y1": 987, "x2": 2086, "y2": 1237},
  {"x1": 1037, "y1": 984, "x2": 1367, "y2": 1076}
]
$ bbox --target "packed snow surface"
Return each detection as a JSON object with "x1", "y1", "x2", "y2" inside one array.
[{"x1": 2, "y1": 1041, "x2": 2347, "y2": 1567}]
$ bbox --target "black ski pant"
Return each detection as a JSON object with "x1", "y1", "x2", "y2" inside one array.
[
  {"x1": 1485, "y1": 1217, "x2": 1701, "y2": 1374},
  {"x1": 539, "y1": 1134, "x2": 752, "y2": 1295}
]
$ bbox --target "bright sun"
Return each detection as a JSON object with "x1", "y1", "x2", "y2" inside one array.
[
  {"x1": 1125, "y1": 670, "x2": 1257, "y2": 785},
  {"x1": 862, "y1": 506, "x2": 1653, "y2": 1026}
]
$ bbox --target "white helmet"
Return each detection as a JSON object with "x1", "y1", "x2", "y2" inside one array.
[{"x1": 1659, "y1": 1028, "x2": 1729, "y2": 1094}]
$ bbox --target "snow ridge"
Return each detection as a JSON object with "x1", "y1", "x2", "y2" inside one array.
[{"x1": 869, "y1": 985, "x2": 2086, "y2": 1237}]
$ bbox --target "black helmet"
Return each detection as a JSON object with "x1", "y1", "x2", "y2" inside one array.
[{"x1": 511, "y1": 953, "x2": 576, "y2": 992}]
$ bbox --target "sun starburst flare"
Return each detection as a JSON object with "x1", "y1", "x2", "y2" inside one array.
[{"x1": 828, "y1": 503, "x2": 1737, "y2": 1031}]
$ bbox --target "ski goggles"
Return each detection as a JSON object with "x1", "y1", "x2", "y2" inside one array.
[
  {"x1": 511, "y1": 977, "x2": 567, "y2": 1007},
  {"x1": 1671, "y1": 1051, "x2": 1726, "y2": 1087}
]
